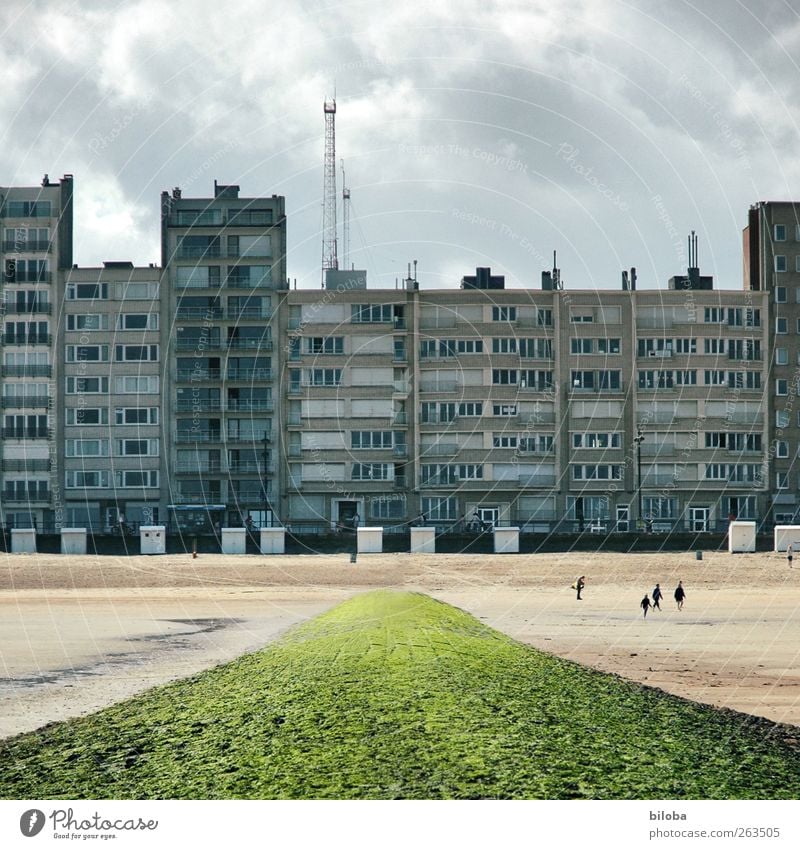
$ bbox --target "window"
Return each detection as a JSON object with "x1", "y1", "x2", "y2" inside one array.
[
  {"x1": 598, "y1": 370, "x2": 621, "y2": 389},
  {"x1": 674, "y1": 338, "x2": 696, "y2": 354},
  {"x1": 704, "y1": 338, "x2": 726, "y2": 354},
  {"x1": 66, "y1": 376, "x2": 108, "y2": 394},
  {"x1": 536, "y1": 309, "x2": 553, "y2": 327},
  {"x1": 421, "y1": 496, "x2": 458, "y2": 521},
  {"x1": 65, "y1": 470, "x2": 109, "y2": 488},
  {"x1": 305, "y1": 337, "x2": 344, "y2": 355},
  {"x1": 307, "y1": 368, "x2": 341, "y2": 386},
  {"x1": 775, "y1": 256, "x2": 787, "y2": 272},
  {"x1": 65, "y1": 439, "x2": 109, "y2": 457},
  {"x1": 66, "y1": 345, "x2": 109, "y2": 362},
  {"x1": 777, "y1": 411, "x2": 790, "y2": 428},
  {"x1": 776, "y1": 286, "x2": 787, "y2": 303},
  {"x1": 458, "y1": 402, "x2": 483, "y2": 417},
  {"x1": 598, "y1": 338, "x2": 621, "y2": 354},
  {"x1": 777, "y1": 379, "x2": 789, "y2": 395},
  {"x1": 115, "y1": 470, "x2": 159, "y2": 488},
  {"x1": 571, "y1": 338, "x2": 592, "y2": 354},
  {"x1": 572, "y1": 464, "x2": 622, "y2": 480},
  {"x1": 775, "y1": 224, "x2": 787, "y2": 241},
  {"x1": 114, "y1": 376, "x2": 159, "y2": 394},
  {"x1": 518, "y1": 338, "x2": 552, "y2": 359},
  {"x1": 571, "y1": 370, "x2": 594, "y2": 389},
  {"x1": 777, "y1": 472, "x2": 789, "y2": 490},
  {"x1": 115, "y1": 407, "x2": 159, "y2": 425},
  {"x1": 352, "y1": 304, "x2": 395, "y2": 323},
  {"x1": 66, "y1": 407, "x2": 108, "y2": 425},
  {"x1": 370, "y1": 495, "x2": 406, "y2": 519},
  {"x1": 115, "y1": 345, "x2": 159, "y2": 362},
  {"x1": 492, "y1": 403, "x2": 517, "y2": 416},
  {"x1": 704, "y1": 370, "x2": 726, "y2": 385},
  {"x1": 117, "y1": 281, "x2": 159, "y2": 300},
  {"x1": 66, "y1": 314, "x2": 108, "y2": 331},
  {"x1": 492, "y1": 369, "x2": 517, "y2": 385},
  {"x1": 642, "y1": 497, "x2": 678, "y2": 519},
  {"x1": 777, "y1": 317, "x2": 788, "y2": 334},
  {"x1": 67, "y1": 283, "x2": 108, "y2": 300},
  {"x1": 5, "y1": 200, "x2": 51, "y2": 217},
  {"x1": 117, "y1": 313, "x2": 158, "y2": 330},
  {"x1": 573, "y1": 433, "x2": 621, "y2": 449},
  {"x1": 704, "y1": 308, "x2": 724, "y2": 323},
  {"x1": 675, "y1": 370, "x2": 697, "y2": 385},
  {"x1": 493, "y1": 338, "x2": 518, "y2": 354},
  {"x1": 493, "y1": 434, "x2": 518, "y2": 448},
  {"x1": 492, "y1": 306, "x2": 517, "y2": 322},
  {"x1": 117, "y1": 439, "x2": 159, "y2": 456},
  {"x1": 744, "y1": 308, "x2": 761, "y2": 327},
  {"x1": 351, "y1": 463, "x2": 391, "y2": 480},
  {"x1": 777, "y1": 441, "x2": 789, "y2": 458},
  {"x1": 351, "y1": 431, "x2": 393, "y2": 449},
  {"x1": 457, "y1": 339, "x2": 483, "y2": 354}
]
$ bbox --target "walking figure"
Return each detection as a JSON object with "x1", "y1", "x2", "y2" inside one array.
[
  {"x1": 674, "y1": 580, "x2": 686, "y2": 611},
  {"x1": 575, "y1": 575, "x2": 585, "y2": 601},
  {"x1": 788, "y1": 544, "x2": 793, "y2": 569},
  {"x1": 641, "y1": 594, "x2": 652, "y2": 618},
  {"x1": 652, "y1": 583, "x2": 663, "y2": 611}
]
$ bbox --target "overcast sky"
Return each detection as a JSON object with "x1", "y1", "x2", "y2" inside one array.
[{"x1": 2, "y1": 0, "x2": 799, "y2": 290}]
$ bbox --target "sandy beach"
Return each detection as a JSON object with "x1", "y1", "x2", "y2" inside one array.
[{"x1": 1, "y1": 550, "x2": 798, "y2": 738}]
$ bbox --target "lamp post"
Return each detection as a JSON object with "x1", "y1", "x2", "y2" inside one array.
[{"x1": 633, "y1": 428, "x2": 644, "y2": 531}]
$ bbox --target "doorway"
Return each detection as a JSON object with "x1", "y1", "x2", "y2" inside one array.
[
  {"x1": 689, "y1": 506, "x2": 709, "y2": 532},
  {"x1": 616, "y1": 505, "x2": 630, "y2": 533},
  {"x1": 478, "y1": 507, "x2": 499, "y2": 529}
]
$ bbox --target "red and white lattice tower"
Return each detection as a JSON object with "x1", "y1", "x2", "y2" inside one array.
[{"x1": 321, "y1": 98, "x2": 338, "y2": 285}]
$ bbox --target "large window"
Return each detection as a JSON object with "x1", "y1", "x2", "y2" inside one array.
[
  {"x1": 351, "y1": 463, "x2": 391, "y2": 480},
  {"x1": 67, "y1": 283, "x2": 107, "y2": 300},
  {"x1": 421, "y1": 497, "x2": 459, "y2": 520}
]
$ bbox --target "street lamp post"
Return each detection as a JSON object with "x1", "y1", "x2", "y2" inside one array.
[{"x1": 633, "y1": 428, "x2": 644, "y2": 531}]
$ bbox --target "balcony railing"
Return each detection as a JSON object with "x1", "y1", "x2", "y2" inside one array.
[
  {"x1": 393, "y1": 412, "x2": 408, "y2": 425},
  {"x1": 418, "y1": 381, "x2": 461, "y2": 393},
  {"x1": 226, "y1": 338, "x2": 273, "y2": 350},
  {"x1": 226, "y1": 368, "x2": 273, "y2": 381},
  {"x1": 394, "y1": 476, "x2": 407, "y2": 489},
  {"x1": 226, "y1": 210, "x2": 274, "y2": 226},
  {"x1": 175, "y1": 462, "x2": 223, "y2": 473},
  {"x1": 226, "y1": 308, "x2": 273, "y2": 320},
  {"x1": 2, "y1": 459, "x2": 50, "y2": 472},
  {"x1": 517, "y1": 412, "x2": 555, "y2": 425},
  {"x1": 2, "y1": 302, "x2": 51, "y2": 315},
  {"x1": 176, "y1": 307, "x2": 223, "y2": 319},
  {"x1": 175, "y1": 338, "x2": 222, "y2": 351},
  {"x1": 2, "y1": 239, "x2": 51, "y2": 252},
  {"x1": 393, "y1": 444, "x2": 408, "y2": 458},
  {"x1": 8, "y1": 271, "x2": 52, "y2": 283},
  {"x1": 226, "y1": 431, "x2": 272, "y2": 444},
  {"x1": 1, "y1": 427, "x2": 50, "y2": 438},
  {"x1": 176, "y1": 368, "x2": 222, "y2": 381},
  {"x1": 175, "y1": 399, "x2": 222, "y2": 412},
  {"x1": 176, "y1": 277, "x2": 221, "y2": 289},
  {"x1": 568, "y1": 381, "x2": 624, "y2": 394},
  {"x1": 224, "y1": 275, "x2": 273, "y2": 289},
  {"x1": 423, "y1": 443, "x2": 458, "y2": 457},
  {"x1": 176, "y1": 246, "x2": 221, "y2": 259},
  {"x1": 1, "y1": 396, "x2": 50, "y2": 408},
  {"x1": 172, "y1": 492, "x2": 222, "y2": 504},
  {"x1": 175, "y1": 431, "x2": 222, "y2": 443},
  {"x1": 1, "y1": 333, "x2": 52, "y2": 345},
  {"x1": 640, "y1": 444, "x2": 676, "y2": 456},
  {"x1": 3, "y1": 490, "x2": 50, "y2": 503},
  {"x1": 226, "y1": 399, "x2": 274, "y2": 412},
  {"x1": 1, "y1": 365, "x2": 51, "y2": 377},
  {"x1": 642, "y1": 474, "x2": 682, "y2": 487},
  {"x1": 228, "y1": 462, "x2": 274, "y2": 474}
]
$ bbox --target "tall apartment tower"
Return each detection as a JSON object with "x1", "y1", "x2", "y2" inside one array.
[
  {"x1": 60, "y1": 261, "x2": 164, "y2": 531},
  {"x1": 0, "y1": 175, "x2": 73, "y2": 530},
  {"x1": 744, "y1": 202, "x2": 799, "y2": 524},
  {"x1": 161, "y1": 181, "x2": 287, "y2": 533}
]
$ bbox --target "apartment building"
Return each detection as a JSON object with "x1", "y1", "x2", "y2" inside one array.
[
  {"x1": 61, "y1": 262, "x2": 164, "y2": 531},
  {"x1": 282, "y1": 266, "x2": 770, "y2": 533},
  {"x1": 744, "y1": 202, "x2": 800, "y2": 525},
  {"x1": 161, "y1": 181, "x2": 286, "y2": 533},
  {"x1": 0, "y1": 175, "x2": 73, "y2": 530}
]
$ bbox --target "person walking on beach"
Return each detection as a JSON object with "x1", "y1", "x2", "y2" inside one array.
[
  {"x1": 574, "y1": 575, "x2": 585, "y2": 601},
  {"x1": 674, "y1": 580, "x2": 686, "y2": 611},
  {"x1": 641, "y1": 594, "x2": 652, "y2": 618},
  {"x1": 652, "y1": 583, "x2": 663, "y2": 611},
  {"x1": 788, "y1": 544, "x2": 793, "y2": 568}
]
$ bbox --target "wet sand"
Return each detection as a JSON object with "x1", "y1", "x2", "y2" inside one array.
[{"x1": 1, "y1": 550, "x2": 798, "y2": 737}]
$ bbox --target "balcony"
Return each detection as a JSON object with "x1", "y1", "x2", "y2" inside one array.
[
  {"x1": 175, "y1": 399, "x2": 222, "y2": 412},
  {"x1": 176, "y1": 368, "x2": 222, "y2": 381},
  {"x1": 419, "y1": 317, "x2": 456, "y2": 329},
  {"x1": 226, "y1": 307, "x2": 273, "y2": 320},
  {"x1": 176, "y1": 307, "x2": 223, "y2": 320},
  {"x1": 226, "y1": 338, "x2": 273, "y2": 351},
  {"x1": 518, "y1": 474, "x2": 557, "y2": 487},
  {"x1": 1, "y1": 333, "x2": 52, "y2": 346},
  {"x1": 642, "y1": 474, "x2": 681, "y2": 487},
  {"x1": 418, "y1": 381, "x2": 461, "y2": 393},
  {"x1": 175, "y1": 338, "x2": 222, "y2": 351},
  {"x1": 226, "y1": 399, "x2": 274, "y2": 412},
  {"x1": 226, "y1": 431, "x2": 272, "y2": 444},
  {"x1": 639, "y1": 349, "x2": 673, "y2": 359},
  {"x1": 172, "y1": 492, "x2": 222, "y2": 504},
  {"x1": 226, "y1": 368, "x2": 273, "y2": 381},
  {"x1": 228, "y1": 462, "x2": 274, "y2": 474},
  {"x1": 517, "y1": 412, "x2": 555, "y2": 425},
  {"x1": 176, "y1": 246, "x2": 221, "y2": 260},
  {"x1": 640, "y1": 444, "x2": 676, "y2": 456},
  {"x1": 637, "y1": 316, "x2": 674, "y2": 329},
  {"x1": 2, "y1": 302, "x2": 51, "y2": 315},
  {"x1": 9, "y1": 271, "x2": 52, "y2": 283},
  {"x1": 568, "y1": 381, "x2": 624, "y2": 394},
  {"x1": 2, "y1": 427, "x2": 50, "y2": 438},
  {"x1": 224, "y1": 275, "x2": 273, "y2": 289},
  {"x1": 392, "y1": 380, "x2": 410, "y2": 393},
  {"x1": 3, "y1": 489, "x2": 50, "y2": 503},
  {"x1": 393, "y1": 444, "x2": 408, "y2": 458},
  {"x1": 227, "y1": 210, "x2": 274, "y2": 226},
  {"x1": 517, "y1": 445, "x2": 555, "y2": 456},
  {"x1": 519, "y1": 382, "x2": 555, "y2": 393},
  {"x1": 176, "y1": 277, "x2": 221, "y2": 290},
  {"x1": 1, "y1": 396, "x2": 50, "y2": 408},
  {"x1": 175, "y1": 462, "x2": 223, "y2": 474},
  {"x1": 175, "y1": 430, "x2": 222, "y2": 443},
  {"x1": 638, "y1": 412, "x2": 678, "y2": 424},
  {"x1": 394, "y1": 476, "x2": 407, "y2": 489},
  {"x1": 171, "y1": 211, "x2": 223, "y2": 227},
  {"x1": 1, "y1": 365, "x2": 51, "y2": 377},
  {"x1": 2, "y1": 459, "x2": 50, "y2": 472},
  {"x1": 2, "y1": 239, "x2": 51, "y2": 252},
  {"x1": 393, "y1": 412, "x2": 408, "y2": 425}
]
